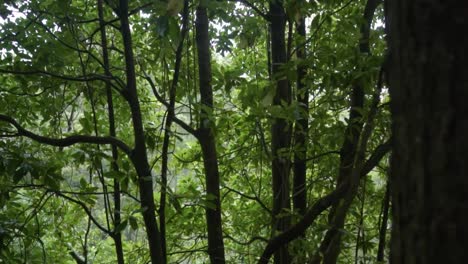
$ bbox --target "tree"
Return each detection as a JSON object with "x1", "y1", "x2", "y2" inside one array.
[
  {"x1": 0, "y1": 0, "x2": 394, "y2": 263},
  {"x1": 386, "y1": 1, "x2": 468, "y2": 263},
  {"x1": 269, "y1": 1, "x2": 292, "y2": 263},
  {"x1": 195, "y1": 2, "x2": 226, "y2": 262}
]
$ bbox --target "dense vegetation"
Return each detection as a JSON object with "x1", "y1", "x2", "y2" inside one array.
[{"x1": 1, "y1": 0, "x2": 464, "y2": 263}]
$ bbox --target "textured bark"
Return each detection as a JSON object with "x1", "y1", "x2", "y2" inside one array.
[
  {"x1": 118, "y1": 0, "x2": 163, "y2": 263},
  {"x1": 269, "y1": 1, "x2": 292, "y2": 263},
  {"x1": 386, "y1": 1, "x2": 468, "y2": 263},
  {"x1": 195, "y1": 5, "x2": 226, "y2": 264}
]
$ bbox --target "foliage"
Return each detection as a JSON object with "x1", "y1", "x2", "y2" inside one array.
[{"x1": 0, "y1": 0, "x2": 390, "y2": 263}]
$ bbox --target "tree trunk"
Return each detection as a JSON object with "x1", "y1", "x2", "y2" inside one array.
[
  {"x1": 376, "y1": 180, "x2": 390, "y2": 262},
  {"x1": 312, "y1": 1, "x2": 382, "y2": 263},
  {"x1": 269, "y1": 1, "x2": 292, "y2": 263},
  {"x1": 195, "y1": 5, "x2": 226, "y2": 263},
  {"x1": 293, "y1": 15, "x2": 308, "y2": 219},
  {"x1": 158, "y1": 1, "x2": 189, "y2": 260},
  {"x1": 118, "y1": 1, "x2": 164, "y2": 263},
  {"x1": 386, "y1": 1, "x2": 468, "y2": 263},
  {"x1": 97, "y1": 1, "x2": 124, "y2": 263}
]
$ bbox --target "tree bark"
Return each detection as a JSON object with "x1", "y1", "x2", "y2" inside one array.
[
  {"x1": 117, "y1": 0, "x2": 163, "y2": 263},
  {"x1": 195, "y1": 4, "x2": 226, "y2": 263},
  {"x1": 269, "y1": 1, "x2": 292, "y2": 263},
  {"x1": 97, "y1": 1, "x2": 124, "y2": 263},
  {"x1": 293, "y1": 14, "x2": 308, "y2": 219},
  {"x1": 386, "y1": 1, "x2": 468, "y2": 263}
]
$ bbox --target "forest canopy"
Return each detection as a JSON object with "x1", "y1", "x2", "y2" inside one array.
[{"x1": 1, "y1": 0, "x2": 435, "y2": 263}]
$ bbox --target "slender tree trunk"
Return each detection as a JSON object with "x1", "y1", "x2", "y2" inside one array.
[
  {"x1": 158, "y1": 1, "x2": 189, "y2": 260},
  {"x1": 386, "y1": 1, "x2": 468, "y2": 263},
  {"x1": 195, "y1": 4, "x2": 226, "y2": 263},
  {"x1": 97, "y1": 0, "x2": 124, "y2": 263},
  {"x1": 293, "y1": 15, "x2": 308, "y2": 218},
  {"x1": 312, "y1": 1, "x2": 381, "y2": 263},
  {"x1": 269, "y1": 1, "x2": 292, "y2": 263},
  {"x1": 376, "y1": 180, "x2": 390, "y2": 262},
  {"x1": 117, "y1": 1, "x2": 163, "y2": 263}
]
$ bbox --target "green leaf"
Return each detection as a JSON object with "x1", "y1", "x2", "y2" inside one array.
[
  {"x1": 114, "y1": 220, "x2": 128, "y2": 234},
  {"x1": 155, "y1": 16, "x2": 169, "y2": 37},
  {"x1": 128, "y1": 216, "x2": 138, "y2": 230}
]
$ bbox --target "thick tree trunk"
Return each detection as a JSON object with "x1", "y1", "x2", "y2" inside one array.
[
  {"x1": 386, "y1": 1, "x2": 468, "y2": 263},
  {"x1": 269, "y1": 1, "x2": 292, "y2": 263},
  {"x1": 118, "y1": 1, "x2": 163, "y2": 263},
  {"x1": 195, "y1": 5, "x2": 226, "y2": 264}
]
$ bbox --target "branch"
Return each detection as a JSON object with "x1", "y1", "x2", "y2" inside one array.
[
  {"x1": 361, "y1": 138, "x2": 391, "y2": 175},
  {"x1": 68, "y1": 249, "x2": 86, "y2": 264},
  {"x1": 224, "y1": 185, "x2": 271, "y2": 214},
  {"x1": 227, "y1": 0, "x2": 269, "y2": 21},
  {"x1": 360, "y1": 0, "x2": 383, "y2": 53},
  {"x1": 224, "y1": 233, "x2": 268, "y2": 246},
  {"x1": 0, "y1": 68, "x2": 113, "y2": 83},
  {"x1": 292, "y1": 0, "x2": 355, "y2": 57},
  {"x1": 142, "y1": 71, "x2": 199, "y2": 137},
  {"x1": 303, "y1": 150, "x2": 341, "y2": 162},
  {"x1": 52, "y1": 191, "x2": 111, "y2": 235},
  {"x1": 258, "y1": 137, "x2": 391, "y2": 263},
  {"x1": 258, "y1": 182, "x2": 349, "y2": 264},
  {"x1": 0, "y1": 114, "x2": 132, "y2": 155}
]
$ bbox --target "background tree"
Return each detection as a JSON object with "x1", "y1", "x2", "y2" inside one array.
[{"x1": 0, "y1": 0, "x2": 393, "y2": 263}]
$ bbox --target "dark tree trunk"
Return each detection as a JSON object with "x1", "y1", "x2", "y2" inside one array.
[
  {"x1": 386, "y1": 1, "x2": 468, "y2": 263},
  {"x1": 269, "y1": 1, "x2": 292, "y2": 263},
  {"x1": 293, "y1": 15, "x2": 308, "y2": 219},
  {"x1": 313, "y1": 1, "x2": 382, "y2": 263},
  {"x1": 376, "y1": 180, "x2": 390, "y2": 262},
  {"x1": 257, "y1": 140, "x2": 391, "y2": 264},
  {"x1": 118, "y1": 1, "x2": 163, "y2": 263},
  {"x1": 195, "y1": 5, "x2": 226, "y2": 264},
  {"x1": 97, "y1": 0, "x2": 124, "y2": 263},
  {"x1": 158, "y1": 1, "x2": 189, "y2": 260}
]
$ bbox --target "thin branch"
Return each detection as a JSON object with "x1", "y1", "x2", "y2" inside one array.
[
  {"x1": 0, "y1": 114, "x2": 132, "y2": 155},
  {"x1": 0, "y1": 13, "x2": 41, "y2": 42},
  {"x1": 32, "y1": 19, "x2": 105, "y2": 67},
  {"x1": 227, "y1": 0, "x2": 269, "y2": 21},
  {"x1": 12, "y1": 184, "x2": 141, "y2": 203},
  {"x1": 224, "y1": 233, "x2": 268, "y2": 246},
  {"x1": 0, "y1": 68, "x2": 115, "y2": 83},
  {"x1": 87, "y1": 2, "x2": 154, "y2": 41},
  {"x1": 303, "y1": 150, "x2": 341, "y2": 162},
  {"x1": 224, "y1": 185, "x2": 271, "y2": 214},
  {"x1": 291, "y1": 0, "x2": 355, "y2": 57},
  {"x1": 52, "y1": 191, "x2": 111, "y2": 235},
  {"x1": 142, "y1": 71, "x2": 199, "y2": 137}
]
